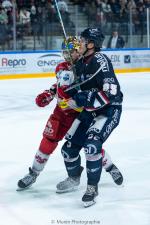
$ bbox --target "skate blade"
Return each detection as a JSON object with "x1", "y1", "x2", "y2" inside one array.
[
  {"x1": 83, "y1": 200, "x2": 96, "y2": 208},
  {"x1": 115, "y1": 181, "x2": 124, "y2": 186},
  {"x1": 56, "y1": 186, "x2": 77, "y2": 194},
  {"x1": 114, "y1": 178, "x2": 123, "y2": 186},
  {"x1": 16, "y1": 185, "x2": 32, "y2": 191}
]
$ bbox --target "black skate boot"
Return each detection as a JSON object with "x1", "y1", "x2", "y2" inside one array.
[
  {"x1": 106, "y1": 164, "x2": 123, "y2": 185},
  {"x1": 17, "y1": 167, "x2": 38, "y2": 191},
  {"x1": 56, "y1": 166, "x2": 84, "y2": 193},
  {"x1": 82, "y1": 185, "x2": 98, "y2": 208}
]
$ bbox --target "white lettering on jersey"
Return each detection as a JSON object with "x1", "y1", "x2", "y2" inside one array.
[
  {"x1": 95, "y1": 53, "x2": 109, "y2": 72},
  {"x1": 104, "y1": 77, "x2": 115, "y2": 83}
]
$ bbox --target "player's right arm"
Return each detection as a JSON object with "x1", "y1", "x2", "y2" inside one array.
[{"x1": 35, "y1": 83, "x2": 57, "y2": 107}]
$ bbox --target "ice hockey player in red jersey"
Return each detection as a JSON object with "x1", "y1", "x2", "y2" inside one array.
[{"x1": 17, "y1": 37, "x2": 123, "y2": 190}]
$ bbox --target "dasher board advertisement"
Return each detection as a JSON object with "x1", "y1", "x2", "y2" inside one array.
[{"x1": 0, "y1": 48, "x2": 150, "y2": 79}]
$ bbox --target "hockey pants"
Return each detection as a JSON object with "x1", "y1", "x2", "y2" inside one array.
[{"x1": 61, "y1": 106, "x2": 122, "y2": 186}]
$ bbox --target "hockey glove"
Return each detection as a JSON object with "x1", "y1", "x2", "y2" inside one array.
[
  {"x1": 73, "y1": 91, "x2": 96, "y2": 108},
  {"x1": 35, "y1": 90, "x2": 54, "y2": 107}
]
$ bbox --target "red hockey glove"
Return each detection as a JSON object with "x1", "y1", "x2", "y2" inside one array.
[{"x1": 35, "y1": 90, "x2": 54, "y2": 107}]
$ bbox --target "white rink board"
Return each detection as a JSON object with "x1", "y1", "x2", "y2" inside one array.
[
  {"x1": 0, "y1": 49, "x2": 150, "y2": 79},
  {"x1": 0, "y1": 51, "x2": 64, "y2": 78}
]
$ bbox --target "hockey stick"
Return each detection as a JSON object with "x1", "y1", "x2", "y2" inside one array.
[
  {"x1": 54, "y1": 0, "x2": 67, "y2": 39},
  {"x1": 54, "y1": 0, "x2": 77, "y2": 79}
]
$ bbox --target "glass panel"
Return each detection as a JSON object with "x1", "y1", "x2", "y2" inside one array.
[{"x1": 0, "y1": 1, "x2": 149, "y2": 51}]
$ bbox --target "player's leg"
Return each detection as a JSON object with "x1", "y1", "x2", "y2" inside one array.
[
  {"x1": 102, "y1": 149, "x2": 123, "y2": 185},
  {"x1": 17, "y1": 107, "x2": 77, "y2": 190},
  {"x1": 82, "y1": 106, "x2": 122, "y2": 206},
  {"x1": 56, "y1": 120, "x2": 91, "y2": 193},
  {"x1": 56, "y1": 140, "x2": 83, "y2": 193},
  {"x1": 17, "y1": 116, "x2": 60, "y2": 190},
  {"x1": 82, "y1": 136, "x2": 102, "y2": 207}
]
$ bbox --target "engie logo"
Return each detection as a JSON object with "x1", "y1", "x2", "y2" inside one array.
[
  {"x1": 1, "y1": 58, "x2": 26, "y2": 67},
  {"x1": 37, "y1": 53, "x2": 63, "y2": 67}
]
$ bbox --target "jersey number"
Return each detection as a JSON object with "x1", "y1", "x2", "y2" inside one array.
[{"x1": 103, "y1": 83, "x2": 117, "y2": 95}]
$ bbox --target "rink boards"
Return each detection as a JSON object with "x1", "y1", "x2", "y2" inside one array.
[{"x1": 0, "y1": 48, "x2": 150, "y2": 79}]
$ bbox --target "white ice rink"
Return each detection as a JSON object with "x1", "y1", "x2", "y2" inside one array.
[{"x1": 0, "y1": 73, "x2": 150, "y2": 225}]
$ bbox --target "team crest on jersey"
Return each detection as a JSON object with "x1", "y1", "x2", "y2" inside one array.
[{"x1": 57, "y1": 70, "x2": 74, "y2": 87}]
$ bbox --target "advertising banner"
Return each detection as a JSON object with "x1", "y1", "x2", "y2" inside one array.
[
  {"x1": 0, "y1": 49, "x2": 150, "y2": 79},
  {"x1": 0, "y1": 51, "x2": 64, "y2": 79},
  {"x1": 105, "y1": 49, "x2": 150, "y2": 73}
]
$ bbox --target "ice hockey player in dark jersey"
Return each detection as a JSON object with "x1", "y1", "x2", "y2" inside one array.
[
  {"x1": 17, "y1": 37, "x2": 122, "y2": 191},
  {"x1": 56, "y1": 28, "x2": 123, "y2": 207}
]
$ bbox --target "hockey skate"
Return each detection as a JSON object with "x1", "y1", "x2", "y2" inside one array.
[
  {"x1": 82, "y1": 185, "x2": 98, "y2": 208},
  {"x1": 56, "y1": 166, "x2": 84, "y2": 193},
  {"x1": 106, "y1": 164, "x2": 123, "y2": 185},
  {"x1": 17, "y1": 167, "x2": 38, "y2": 191}
]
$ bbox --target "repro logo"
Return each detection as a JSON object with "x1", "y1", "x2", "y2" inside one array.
[{"x1": 1, "y1": 58, "x2": 26, "y2": 67}]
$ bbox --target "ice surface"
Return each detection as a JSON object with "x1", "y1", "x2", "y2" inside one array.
[{"x1": 0, "y1": 73, "x2": 150, "y2": 225}]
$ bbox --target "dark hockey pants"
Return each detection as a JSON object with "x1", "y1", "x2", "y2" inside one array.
[{"x1": 61, "y1": 106, "x2": 122, "y2": 186}]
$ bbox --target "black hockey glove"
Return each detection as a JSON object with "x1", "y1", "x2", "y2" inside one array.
[{"x1": 73, "y1": 91, "x2": 96, "y2": 108}]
